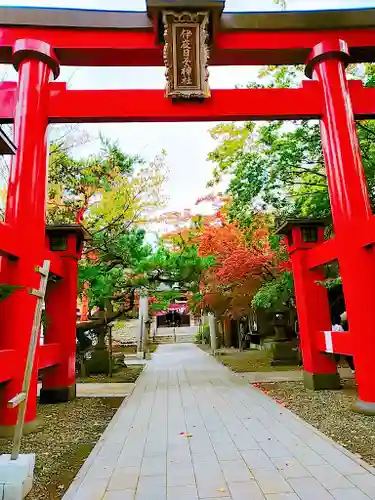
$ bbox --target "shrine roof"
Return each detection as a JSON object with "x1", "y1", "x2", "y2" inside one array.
[
  {"x1": 46, "y1": 224, "x2": 92, "y2": 241},
  {"x1": 1, "y1": 6, "x2": 375, "y2": 67},
  {"x1": 0, "y1": 6, "x2": 375, "y2": 32},
  {"x1": 275, "y1": 218, "x2": 329, "y2": 235},
  {"x1": 0, "y1": 7, "x2": 152, "y2": 30}
]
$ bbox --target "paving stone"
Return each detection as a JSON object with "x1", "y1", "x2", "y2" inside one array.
[
  {"x1": 144, "y1": 440, "x2": 167, "y2": 457},
  {"x1": 167, "y1": 484, "x2": 198, "y2": 500},
  {"x1": 103, "y1": 491, "x2": 135, "y2": 500},
  {"x1": 141, "y1": 456, "x2": 166, "y2": 476},
  {"x1": 307, "y1": 464, "x2": 354, "y2": 490},
  {"x1": 85, "y1": 465, "x2": 115, "y2": 481},
  {"x1": 329, "y1": 488, "x2": 372, "y2": 500},
  {"x1": 73, "y1": 479, "x2": 109, "y2": 500},
  {"x1": 260, "y1": 439, "x2": 291, "y2": 459},
  {"x1": 231, "y1": 432, "x2": 260, "y2": 451},
  {"x1": 321, "y1": 452, "x2": 368, "y2": 475},
  {"x1": 213, "y1": 442, "x2": 242, "y2": 461},
  {"x1": 195, "y1": 470, "x2": 229, "y2": 499},
  {"x1": 220, "y1": 459, "x2": 254, "y2": 483},
  {"x1": 288, "y1": 477, "x2": 334, "y2": 500},
  {"x1": 265, "y1": 495, "x2": 300, "y2": 500},
  {"x1": 294, "y1": 452, "x2": 328, "y2": 467},
  {"x1": 136, "y1": 475, "x2": 166, "y2": 489},
  {"x1": 107, "y1": 467, "x2": 139, "y2": 490},
  {"x1": 167, "y1": 462, "x2": 195, "y2": 487},
  {"x1": 228, "y1": 480, "x2": 266, "y2": 500},
  {"x1": 135, "y1": 475, "x2": 166, "y2": 500},
  {"x1": 191, "y1": 452, "x2": 220, "y2": 465},
  {"x1": 241, "y1": 450, "x2": 276, "y2": 470},
  {"x1": 210, "y1": 430, "x2": 232, "y2": 444},
  {"x1": 117, "y1": 452, "x2": 143, "y2": 468},
  {"x1": 271, "y1": 458, "x2": 311, "y2": 479},
  {"x1": 252, "y1": 469, "x2": 293, "y2": 494},
  {"x1": 135, "y1": 490, "x2": 166, "y2": 500},
  {"x1": 346, "y1": 473, "x2": 375, "y2": 499}
]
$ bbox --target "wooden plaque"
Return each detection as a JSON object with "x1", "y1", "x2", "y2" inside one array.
[{"x1": 163, "y1": 11, "x2": 211, "y2": 100}]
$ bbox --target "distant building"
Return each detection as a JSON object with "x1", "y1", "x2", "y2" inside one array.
[{"x1": 156, "y1": 298, "x2": 191, "y2": 328}]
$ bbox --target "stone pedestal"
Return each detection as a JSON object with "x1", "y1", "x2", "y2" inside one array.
[
  {"x1": 269, "y1": 341, "x2": 299, "y2": 366},
  {"x1": 303, "y1": 371, "x2": 341, "y2": 390},
  {"x1": 0, "y1": 454, "x2": 34, "y2": 500}
]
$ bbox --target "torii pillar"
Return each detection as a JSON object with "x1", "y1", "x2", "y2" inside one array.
[
  {"x1": 0, "y1": 40, "x2": 59, "y2": 435},
  {"x1": 306, "y1": 40, "x2": 375, "y2": 414}
]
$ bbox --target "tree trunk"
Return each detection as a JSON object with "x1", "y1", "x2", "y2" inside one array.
[
  {"x1": 108, "y1": 325, "x2": 113, "y2": 378},
  {"x1": 238, "y1": 321, "x2": 244, "y2": 352},
  {"x1": 208, "y1": 313, "x2": 217, "y2": 354},
  {"x1": 223, "y1": 318, "x2": 231, "y2": 347},
  {"x1": 79, "y1": 353, "x2": 87, "y2": 378},
  {"x1": 96, "y1": 327, "x2": 106, "y2": 349}
]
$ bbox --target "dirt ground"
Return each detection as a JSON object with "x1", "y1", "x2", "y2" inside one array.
[
  {"x1": 77, "y1": 364, "x2": 144, "y2": 383},
  {"x1": 206, "y1": 347, "x2": 301, "y2": 373},
  {"x1": 0, "y1": 398, "x2": 123, "y2": 500},
  {"x1": 112, "y1": 343, "x2": 158, "y2": 354},
  {"x1": 258, "y1": 379, "x2": 375, "y2": 467}
]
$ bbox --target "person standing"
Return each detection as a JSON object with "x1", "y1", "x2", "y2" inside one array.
[
  {"x1": 332, "y1": 312, "x2": 355, "y2": 372},
  {"x1": 341, "y1": 311, "x2": 355, "y2": 372}
]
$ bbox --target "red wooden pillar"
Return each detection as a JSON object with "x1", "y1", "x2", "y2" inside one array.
[
  {"x1": 278, "y1": 222, "x2": 340, "y2": 390},
  {"x1": 307, "y1": 40, "x2": 375, "y2": 414},
  {"x1": 0, "y1": 40, "x2": 59, "y2": 435},
  {"x1": 41, "y1": 226, "x2": 86, "y2": 403}
]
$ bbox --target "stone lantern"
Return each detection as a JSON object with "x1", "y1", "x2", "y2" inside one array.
[
  {"x1": 273, "y1": 218, "x2": 329, "y2": 368},
  {"x1": 276, "y1": 217, "x2": 328, "y2": 252}
]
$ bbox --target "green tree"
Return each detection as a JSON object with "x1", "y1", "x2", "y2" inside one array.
[
  {"x1": 48, "y1": 135, "x2": 169, "y2": 319},
  {"x1": 208, "y1": 64, "x2": 375, "y2": 224},
  {"x1": 47, "y1": 136, "x2": 146, "y2": 226},
  {"x1": 208, "y1": 63, "x2": 375, "y2": 311}
]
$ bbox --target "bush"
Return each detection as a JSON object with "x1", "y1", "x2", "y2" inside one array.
[
  {"x1": 252, "y1": 272, "x2": 294, "y2": 310},
  {"x1": 194, "y1": 324, "x2": 210, "y2": 344},
  {"x1": 84, "y1": 349, "x2": 120, "y2": 375}
]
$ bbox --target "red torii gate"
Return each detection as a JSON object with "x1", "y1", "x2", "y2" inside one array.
[{"x1": 1, "y1": 1, "x2": 375, "y2": 435}]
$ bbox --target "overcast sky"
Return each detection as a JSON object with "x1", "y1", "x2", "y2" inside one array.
[{"x1": 1, "y1": 0, "x2": 374, "y2": 216}]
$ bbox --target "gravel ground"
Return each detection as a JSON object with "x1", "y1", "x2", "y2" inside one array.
[
  {"x1": 213, "y1": 348, "x2": 300, "y2": 372},
  {"x1": 258, "y1": 379, "x2": 375, "y2": 466},
  {"x1": 0, "y1": 397, "x2": 123, "y2": 499},
  {"x1": 77, "y1": 364, "x2": 144, "y2": 383}
]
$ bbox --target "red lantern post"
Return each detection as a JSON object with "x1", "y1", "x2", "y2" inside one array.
[
  {"x1": 276, "y1": 220, "x2": 340, "y2": 390},
  {"x1": 41, "y1": 226, "x2": 88, "y2": 404}
]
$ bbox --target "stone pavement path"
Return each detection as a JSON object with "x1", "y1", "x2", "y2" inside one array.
[
  {"x1": 63, "y1": 344, "x2": 375, "y2": 500},
  {"x1": 37, "y1": 382, "x2": 135, "y2": 398},
  {"x1": 239, "y1": 366, "x2": 354, "y2": 384}
]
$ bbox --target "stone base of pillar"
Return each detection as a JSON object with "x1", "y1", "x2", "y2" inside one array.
[
  {"x1": 0, "y1": 453, "x2": 35, "y2": 499},
  {"x1": 39, "y1": 384, "x2": 76, "y2": 404},
  {"x1": 303, "y1": 371, "x2": 341, "y2": 390},
  {"x1": 0, "y1": 418, "x2": 41, "y2": 438},
  {"x1": 352, "y1": 399, "x2": 375, "y2": 416},
  {"x1": 269, "y1": 341, "x2": 299, "y2": 366}
]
